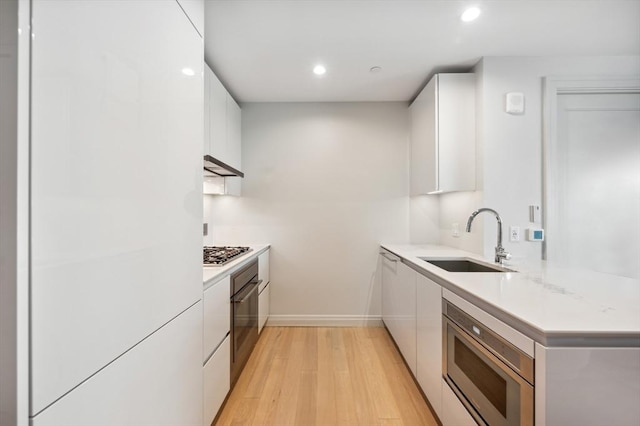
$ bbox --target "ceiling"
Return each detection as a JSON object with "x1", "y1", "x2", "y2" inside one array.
[{"x1": 204, "y1": 0, "x2": 640, "y2": 103}]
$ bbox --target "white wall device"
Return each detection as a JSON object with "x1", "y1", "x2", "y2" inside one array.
[
  {"x1": 526, "y1": 228, "x2": 544, "y2": 242},
  {"x1": 505, "y1": 92, "x2": 525, "y2": 114}
]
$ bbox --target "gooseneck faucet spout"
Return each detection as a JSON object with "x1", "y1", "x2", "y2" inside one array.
[{"x1": 466, "y1": 208, "x2": 511, "y2": 264}]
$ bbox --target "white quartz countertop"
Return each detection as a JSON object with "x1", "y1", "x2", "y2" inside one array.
[
  {"x1": 381, "y1": 244, "x2": 640, "y2": 347},
  {"x1": 203, "y1": 244, "x2": 270, "y2": 290}
]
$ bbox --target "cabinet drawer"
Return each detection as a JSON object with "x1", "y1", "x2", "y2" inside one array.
[
  {"x1": 203, "y1": 335, "x2": 230, "y2": 426},
  {"x1": 258, "y1": 282, "x2": 270, "y2": 333},
  {"x1": 258, "y1": 250, "x2": 270, "y2": 292},
  {"x1": 203, "y1": 276, "x2": 230, "y2": 361},
  {"x1": 441, "y1": 378, "x2": 478, "y2": 426}
]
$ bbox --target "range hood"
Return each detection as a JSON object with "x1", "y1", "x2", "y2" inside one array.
[{"x1": 203, "y1": 155, "x2": 244, "y2": 178}]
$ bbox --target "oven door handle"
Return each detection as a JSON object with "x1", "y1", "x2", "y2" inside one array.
[{"x1": 233, "y1": 282, "x2": 259, "y2": 304}]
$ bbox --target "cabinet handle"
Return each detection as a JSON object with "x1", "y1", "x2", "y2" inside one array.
[{"x1": 380, "y1": 252, "x2": 400, "y2": 262}]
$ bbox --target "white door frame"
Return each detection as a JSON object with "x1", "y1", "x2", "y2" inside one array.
[{"x1": 541, "y1": 75, "x2": 640, "y2": 260}]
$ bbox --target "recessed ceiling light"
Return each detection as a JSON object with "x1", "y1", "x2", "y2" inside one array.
[
  {"x1": 370, "y1": 66, "x2": 382, "y2": 73},
  {"x1": 313, "y1": 65, "x2": 327, "y2": 76},
  {"x1": 181, "y1": 67, "x2": 195, "y2": 76},
  {"x1": 461, "y1": 7, "x2": 481, "y2": 22}
]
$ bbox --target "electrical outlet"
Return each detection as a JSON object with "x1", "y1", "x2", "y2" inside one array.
[
  {"x1": 509, "y1": 226, "x2": 520, "y2": 242},
  {"x1": 452, "y1": 223, "x2": 460, "y2": 238}
]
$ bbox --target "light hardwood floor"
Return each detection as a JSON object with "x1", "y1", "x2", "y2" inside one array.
[{"x1": 215, "y1": 327, "x2": 439, "y2": 426}]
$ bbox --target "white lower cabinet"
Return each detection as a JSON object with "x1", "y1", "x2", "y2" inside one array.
[
  {"x1": 416, "y1": 274, "x2": 443, "y2": 419},
  {"x1": 31, "y1": 302, "x2": 203, "y2": 426},
  {"x1": 380, "y1": 251, "x2": 417, "y2": 376},
  {"x1": 441, "y1": 378, "x2": 478, "y2": 426},
  {"x1": 258, "y1": 249, "x2": 270, "y2": 333},
  {"x1": 258, "y1": 282, "x2": 270, "y2": 333},
  {"x1": 535, "y1": 343, "x2": 640, "y2": 426},
  {"x1": 203, "y1": 336, "x2": 230, "y2": 426},
  {"x1": 396, "y1": 262, "x2": 417, "y2": 375},
  {"x1": 203, "y1": 276, "x2": 230, "y2": 360}
]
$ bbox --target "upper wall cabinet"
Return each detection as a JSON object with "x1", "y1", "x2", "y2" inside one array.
[
  {"x1": 410, "y1": 73, "x2": 476, "y2": 195},
  {"x1": 204, "y1": 64, "x2": 242, "y2": 196}
]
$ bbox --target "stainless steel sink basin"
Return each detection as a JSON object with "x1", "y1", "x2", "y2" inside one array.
[{"x1": 419, "y1": 257, "x2": 515, "y2": 273}]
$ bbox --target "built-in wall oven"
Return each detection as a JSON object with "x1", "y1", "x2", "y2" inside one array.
[
  {"x1": 230, "y1": 259, "x2": 261, "y2": 386},
  {"x1": 443, "y1": 300, "x2": 534, "y2": 426}
]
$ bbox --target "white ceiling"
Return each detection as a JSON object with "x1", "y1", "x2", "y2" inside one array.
[{"x1": 204, "y1": 0, "x2": 640, "y2": 103}]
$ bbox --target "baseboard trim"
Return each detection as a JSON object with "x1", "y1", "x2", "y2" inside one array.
[{"x1": 266, "y1": 315, "x2": 383, "y2": 327}]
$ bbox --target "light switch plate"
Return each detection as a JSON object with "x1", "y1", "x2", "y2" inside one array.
[{"x1": 509, "y1": 226, "x2": 520, "y2": 242}]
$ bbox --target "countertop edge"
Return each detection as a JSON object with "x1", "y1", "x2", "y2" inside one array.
[{"x1": 381, "y1": 244, "x2": 640, "y2": 348}]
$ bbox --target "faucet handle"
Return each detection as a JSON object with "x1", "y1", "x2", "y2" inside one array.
[{"x1": 496, "y1": 248, "x2": 511, "y2": 264}]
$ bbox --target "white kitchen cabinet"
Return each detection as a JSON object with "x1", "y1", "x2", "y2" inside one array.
[
  {"x1": 176, "y1": 0, "x2": 204, "y2": 37},
  {"x1": 258, "y1": 249, "x2": 270, "y2": 288},
  {"x1": 258, "y1": 282, "x2": 270, "y2": 333},
  {"x1": 30, "y1": 0, "x2": 203, "y2": 415},
  {"x1": 410, "y1": 73, "x2": 475, "y2": 195},
  {"x1": 207, "y1": 65, "x2": 227, "y2": 161},
  {"x1": 535, "y1": 343, "x2": 640, "y2": 426},
  {"x1": 204, "y1": 64, "x2": 242, "y2": 196},
  {"x1": 417, "y1": 274, "x2": 443, "y2": 419},
  {"x1": 203, "y1": 335, "x2": 230, "y2": 426},
  {"x1": 380, "y1": 250, "x2": 417, "y2": 376},
  {"x1": 258, "y1": 249, "x2": 270, "y2": 333},
  {"x1": 381, "y1": 251, "x2": 400, "y2": 342},
  {"x1": 32, "y1": 302, "x2": 203, "y2": 426},
  {"x1": 441, "y1": 378, "x2": 478, "y2": 426},
  {"x1": 226, "y1": 94, "x2": 242, "y2": 169},
  {"x1": 203, "y1": 276, "x2": 230, "y2": 361}
]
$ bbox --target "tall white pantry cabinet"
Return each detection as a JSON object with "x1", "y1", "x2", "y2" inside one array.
[{"x1": 28, "y1": 1, "x2": 204, "y2": 424}]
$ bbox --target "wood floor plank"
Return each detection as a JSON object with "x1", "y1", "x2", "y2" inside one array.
[
  {"x1": 315, "y1": 328, "x2": 338, "y2": 426},
  {"x1": 214, "y1": 327, "x2": 439, "y2": 426}
]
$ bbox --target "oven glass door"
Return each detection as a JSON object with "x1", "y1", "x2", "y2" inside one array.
[
  {"x1": 445, "y1": 319, "x2": 533, "y2": 426},
  {"x1": 231, "y1": 281, "x2": 259, "y2": 384}
]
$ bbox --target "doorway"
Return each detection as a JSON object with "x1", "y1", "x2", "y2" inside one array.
[{"x1": 543, "y1": 77, "x2": 640, "y2": 279}]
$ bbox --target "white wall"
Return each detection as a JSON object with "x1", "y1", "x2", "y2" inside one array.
[
  {"x1": 426, "y1": 56, "x2": 640, "y2": 265},
  {"x1": 204, "y1": 102, "x2": 410, "y2": 323}
]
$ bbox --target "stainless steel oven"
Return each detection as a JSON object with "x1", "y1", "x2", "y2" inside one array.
[
  {"x1": 443, "y1": 301, "x2": 534, "y2": 426},
  {"x1": 230, "y1": 259, "x2": 260, "y2": 387}
]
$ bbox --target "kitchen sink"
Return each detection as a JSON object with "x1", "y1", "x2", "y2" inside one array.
[{"x1": 419, "y1": 257, "x2": 515, "y2": 273}]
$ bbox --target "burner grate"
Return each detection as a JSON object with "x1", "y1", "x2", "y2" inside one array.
[{"x1": 203, "y1": 246, "x2": 251, "y2": 266}]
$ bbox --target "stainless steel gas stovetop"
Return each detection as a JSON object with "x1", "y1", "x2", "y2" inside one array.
[{"x1": 203, "y1": 246, "x2": 251, "y2": 266}]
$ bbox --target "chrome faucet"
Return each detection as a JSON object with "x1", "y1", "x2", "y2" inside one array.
[{"x1": 466, "y1": 208, "x2": 511, "y2": 265}]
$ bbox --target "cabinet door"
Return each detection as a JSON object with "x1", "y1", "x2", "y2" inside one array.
[
  {"x1": 381, "y1": 252, "x2": 399, "y2": 338},
  {"x1": 226, "y1": 93, "x2": 241, "y2": 170},
  {"x1": 441, "y1": 378, "x2": 478, "y2": 426},
  {"x1": 437, "y1": 74, "x2": 475, "y2": 193},
  {"x1": 32, "y1": 303, "x2": 203, "y2": 426},
  {"x1": 209, "y1": 66, "x2": 227, "y2": 161},
  {"x1": 396, "y1": 262, "x2": 417, "y2": 376},
  {"x1": 417, "y1": 274, "x2": 443, "y2": 418},
  {"x1": 410, "y1": 73, "x2": 475, "y2": 195},
  {"x1": 203, "y1": 276, "x2": 230, "y2": 361},
  {"x1": 204, "y1": 63, "x2": 210, "y2": 156},
  {"x1": 258, "y1": 282, "x2": 270, "y2": 334},
  {"x1": 410, "y1": 76, "x2": 437, "y2": 195},
  {"x1": 30, "y1": 0, "x2": 203, "y2": 413},
  {"x1": 258, "y1": 249, "x2": 270, "y2": 291},
  {"x1": 224, "y1": 93, "x2": 242, "y2": 196},
  {"x1": 203, "y1": 335, "x2": 230, "y2": 426}
]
